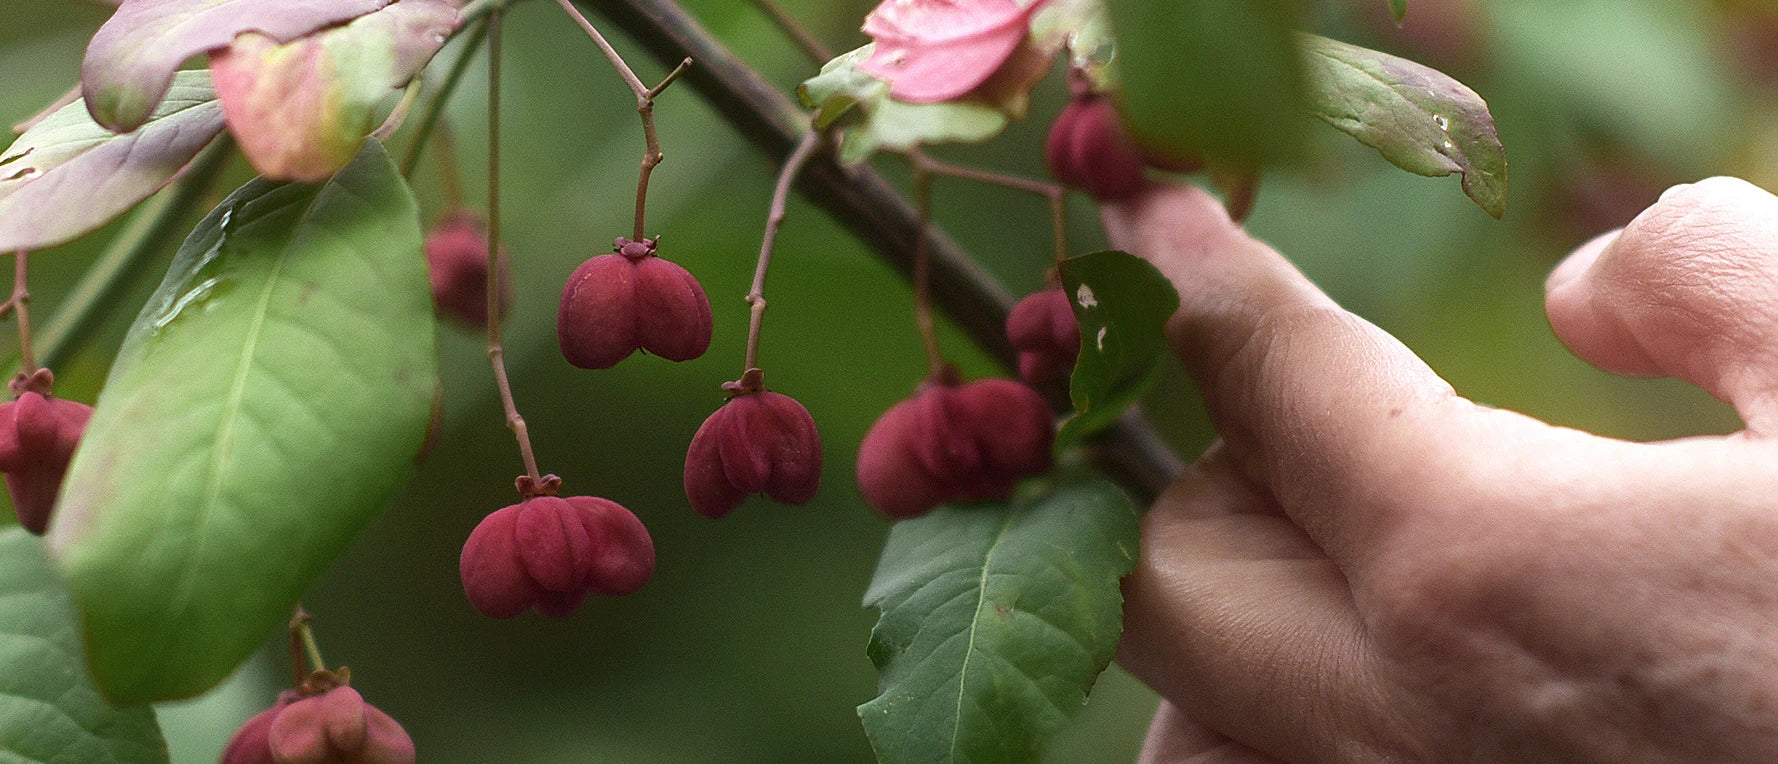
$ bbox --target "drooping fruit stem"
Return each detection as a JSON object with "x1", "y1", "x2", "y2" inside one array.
[
  {"x1": 288, "y1": 605, "x2": 327, "y2": 684},
  {"x1": 742, "y1": 129, "x2": 822, "y2": 377},
  {"x1": 554, "y1": 0, "x2": 693, "y2": 242},
  {"x1": 908, "y1": 151, "x2": 1068, "y2": 266},
  {"x1": 484, "y1": 9, "x2": 543, "y2": 484},
  {"x1": 4, "y1": 250, "x2": 36, "y2": 377},
  {"x1": 909, "y1": 166, "x2": 946, "y2": 379}
]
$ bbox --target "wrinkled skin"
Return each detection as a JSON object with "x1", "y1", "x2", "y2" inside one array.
[
  {"x1": 557, "y1": 243, "x2": 712, "y2": 369},
  {"x1": 1106, "y1": 179, "x2": 1778, "y2": 762},
  {"x1": 855, "y1": 378, "x2": 1053, "y2": 518},
  {"x1": 267, "y1": 686, "x2": 414, "y2": 764},
  {"x1": 684, "y1": 390, "x2": 823, "y2": 518},
  {"x1": 459, "y1": 495, "x2": 654, "y2": 618}
]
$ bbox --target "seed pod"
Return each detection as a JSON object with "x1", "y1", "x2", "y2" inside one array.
[
  {"x1": 1044, "y1": 93, "x2": 1146, "y2": 201},
  {"x1": 267, "y1": 686, "x2": 415, "y2": 764},
  {"x1": 1006, "y1": 288, "x2": 1080, "y2": 384},
  {"x1": 558, "y1": 237, "x2": 712, "y2": 369},
  {"x1": 423, "y1": 211, "x2": 510, "y2": 327},
  {"x1": 684, "y1": 390, "x2": 822, "y2": 518},
  {"x1": 220, "y1": 690, "x2": 300, "y2": 764},
  {"x1": 459, "y1": 495, "x2": 654, "y2": 618},
  {"x1": 0, "y1": 391, "x2": 92, "y2": 535},
  {"x1": 856, "y1": 378, "x2": 1054, "y2": 519}
]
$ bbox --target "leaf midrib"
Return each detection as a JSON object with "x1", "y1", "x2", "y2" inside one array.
[{"x1": 949, "y1": 508, "x2": 1021, "y2": 761}]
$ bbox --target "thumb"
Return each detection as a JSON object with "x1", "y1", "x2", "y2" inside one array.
[{"x1": 1546, "y1": 177, "x2": 1778, "y2": 431}]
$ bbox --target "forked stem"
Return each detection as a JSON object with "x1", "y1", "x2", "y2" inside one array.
[
  {"x1": 910, "y1": 150, "x2": 1069, "y2": 266},
  {"x1": 554, "y1": 0, "x2": 693, "y2": 241}
]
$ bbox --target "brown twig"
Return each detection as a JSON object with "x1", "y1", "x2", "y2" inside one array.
[{"x1": 909, "y1": 150, "x2": 1070, "y2": 267}]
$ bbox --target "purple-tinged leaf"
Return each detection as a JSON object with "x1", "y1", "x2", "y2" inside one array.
[
  {"x1": 0, "y1": 70, "x2": 224, "y2": 253},
  {"x1": 81, "y1": 0, "x2": 395, "y2": 132},
  {"x1": 211, "y1": 0, "x2": 459, "y2": 182},
  {"x1": 1300, "y1": 33, "x2": 1507, "y2": 218}
]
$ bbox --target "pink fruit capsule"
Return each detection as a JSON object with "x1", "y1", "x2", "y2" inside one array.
[{"x1": 684, "y1": 390, "x2": 822, "y2": 518}]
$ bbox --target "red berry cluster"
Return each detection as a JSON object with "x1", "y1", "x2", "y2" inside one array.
[
  {"x1": 1005, "y1": 286, "x2": 1079, "y2": 385},
  {"x1": 222, "y1": 670, "x2": 413, "y2": 764},
  {"x1": 558, "y1": 236, "x2": 713, "y2": 369},
  {"x1": 0, "y1": 369, "x2": 90, "y2": 535},
  {"x1": 683, "y1": 372, "x2": 822, "y2": 519},
  {"x1": 1044, "y1": 80, "x2": 1209, "y2": 203},
  {"x1": 459, "y1": 475, "x2": 654, "y2": 619},
  {"x1": 856, "y1": 373, "x2": 1054, "y2": 518}
]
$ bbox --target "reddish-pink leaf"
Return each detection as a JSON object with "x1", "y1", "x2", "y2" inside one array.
[
  {"x1": 81, "y1": 0, "x2": 396, "y2": 132},
  {"x1": 209, "y1": 0, "x2": 459, "y2": 182},
  {"x1": 0, "y1": 70, "x2": 224, "y2": 252},
  {"x1": 858, "y1": 0, "x2": 1042, "y2": 103}
]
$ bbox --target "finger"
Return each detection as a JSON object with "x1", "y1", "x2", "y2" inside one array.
[
  {"x1": 1546, "y1": 177, "x2": 1778, "y2": 432},
  {"x1": 1138, "y1": 701, "x2": 1283, "y2": 764},
  {"x1": 1100, "y1": 181, "x2": 1475, "y2": 567},
  {"x1": 1118, "y1": 453, "x2": 1408, "y2": 762}
]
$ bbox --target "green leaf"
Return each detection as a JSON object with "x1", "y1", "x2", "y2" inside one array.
[
  {"x1": 81, "y1": 0, "x2": 394, "y2": 132},
  {"x1": 0, "y1": 70, "x2": 225, "y2": 252},
  {"x1": 1056, "y1": 251, "x2": 1179, "y2": 449},
  {"x1": 859, "y1": 481, "x2": 1140, "y2": 764},
  {"x1": 1031, "y1": 0, "x2": 1117, "y2": 87},
  {"x1": 0, "y1": 528, "x2": 169, "y2": 763},
  {"x1": 797, "y1": 45, "x2": 1031, "y2": 163},
  {"x1": 1299, "y1": 33, "x2": 1507, "y2": 218},
  {"x1": 47, "y1": 140, "x2": 437, "y2": 705},
  {"x1": 1109, "y1": 0, "x2": 1309, "y2": 167},
  {"x1": 1388, "y1": 0, "x2": 1408, "y2": 23}
]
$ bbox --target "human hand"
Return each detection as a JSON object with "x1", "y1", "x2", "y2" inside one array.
[{"x1": 1102, "y1": 178, "x2": 1778, "y2": 762}]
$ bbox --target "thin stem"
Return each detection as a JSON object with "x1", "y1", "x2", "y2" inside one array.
[
  {"x1": 400, "y1": 17, "x2": 489, "y2": 178},
  {"x1": 484, "y1": 10, "x2": 543, "y2": 484},
  {"x1": 288, "y1": 606, "x2": 325, "y2": 678},
  {"x1": 7, "y1": 251, "x2": 33, "y2": 376},
  {"x1": 742, "y1": 128, "x2": 821, "y2": 375},
  {"x1": 371, "y1": 77, "x2": 423, "y2": 142},
  {"x1": 553, "y1": 0, "x2": 691, "y2": 241},
  {"x1": 434, "y1": 124, "x2": 465, "y2": 210},
  {"x1": 747, "y1": 0, "x2": 832, "y2": 64},
  {"x1": 910, "y1": 166, "x2": 945, "y2": 378},
  {"x1": 910, "y1": 150, "x2": 1069, "y2": 266}
]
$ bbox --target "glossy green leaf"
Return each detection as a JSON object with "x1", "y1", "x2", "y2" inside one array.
[
  {"x1": 859, "y1": 481, "x2": 1139, "y2": 763},
  {"x1": 0, "y1": 70, "x2": 225, "y2": 252},
  {"x1": 1299, "y1": 33, "x2": 1507, "y2": 218},
  {"x1": 0, "y1": 528, "x2": 168, "y2": 763},
  {"x1": 798, "y1": 44, "x2": 1035, "y2": 163},
  {"x1": 1056, "y1": 250, "x2": 1179, "y2": 449},
  {"x1": 1109, "y1": 0, "x2": 1308, "y2": 167},
  {"x1": 1389, "y1": 0, "x2": 1408, "y2": 23},
  {"x1": 47, "y1": 140, "x2": 437, "y2": 704},
  {"x1": 82, "y1": 0, "x2": 394, "y2": 132}
]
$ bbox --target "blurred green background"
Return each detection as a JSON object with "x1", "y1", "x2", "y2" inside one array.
[{"x1": 3, "y1": 0, "x2": 1772, "y2": 760}]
